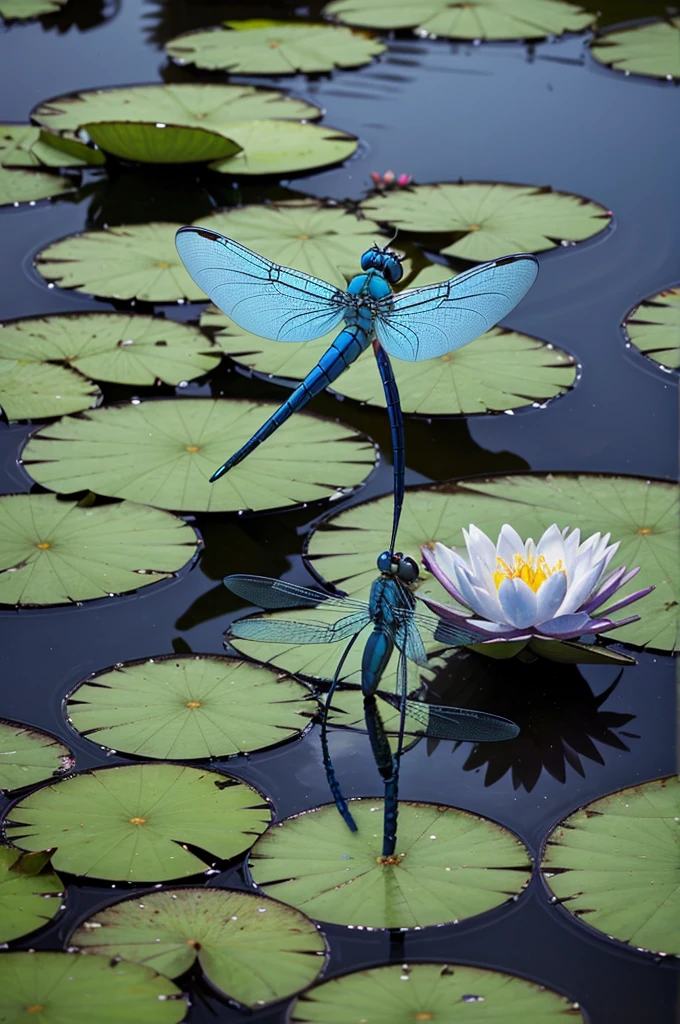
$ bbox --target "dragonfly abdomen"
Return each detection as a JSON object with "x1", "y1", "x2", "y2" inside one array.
[{"x1": 361, "y1": 627, "x2": 394, "y2": 696}]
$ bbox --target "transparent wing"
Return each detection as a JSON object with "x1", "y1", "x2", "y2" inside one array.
[
  {"x1": 224, "y1": 574, "x2": 368, "y2": 613},
  {"x1": 380, "y1": 693, "x2": 520, "y2": 743},
  {"x1": 176, "y1": 226, "x2": 347, "y2": 342},
  {"x1": 373, "y1": 253, "x2": 539, "y2": 361},
  {"x1": 228, "y1": 610, "x2": 371, "y2": 645},
  {"x1": 394, "y1": 617, "x2": 429, "y2": 668},
  {"x1": 408, "y1": 608, "x2": 481, "y2": 649}
]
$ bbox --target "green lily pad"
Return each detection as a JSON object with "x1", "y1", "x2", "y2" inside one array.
[
  {"x1": 0, "y1": 312, "x2": 221, "y2": 386},
  {"x1": 303, "y1": 474, "x2": 678, "y2": 652},
  {"x1": 361, "y1": 182, "x2": 611, "y2": 261},
  {"x1": 543, "y1": 776, "x2": 680, "y2": 955},
  {"x1": 208, "y1": 120, "x2": 358, "y2": 177},
  {"x1": 22, "y1": 399, "x2": 375, "y2": 513},
  {"x1": 71, "y1": 887, "x2": 326, "y2": 1007},
  {"x1": 82, "y1": 122, "x2": 242, "y2": 165},
  {"x1": 0, "y1": 952, "x2": 185, "y2": 1024},
  {"x1": 0, "y1": 493, "x2": 197, "y2": 605},
  {"x1": 34, "y1": 223, "x2": 207, "y2": 302},
  {"x1": 0, "y1": 165, "x2": 73, "y2": 208},
  {"x1": 323, "y1": 0, "x2": 594, "y2": 39},
  {"x1": 4, "y1": 763, "x2": 271, "y2": 882},
  {"x1": 0, "y1": 719, "x2": 72, "y2": 792},
  {"x1": 0, "y1": 0, "x2": 67, "y2": 19},
  {"x1": 249, "y1": 800, "x2": 530, "y2": 928},
  {"x1": 291, "y1": 962, "x2": 583, "y2": 1022},
  {"x1": 167, "y1": 21, "x2": 385, "y2": 74},
  {"x1": 591, "y1": 18, "x2": 680, "y2": 80},
  {"x1": 624, "y1": 286, "x2": 680, "y2": 371},
  {"x1": 67, "y1": 654, "x2": 314, "y2": 759},
  {"x1": 0, "y1": 125, "x2": 104, "y2": 168},
  {"x1": 0, "y1": 846, "x2": 64, "y2": 943},
  {"x1": 0, "y1": 358, "x2": 101, "y2": 421}
]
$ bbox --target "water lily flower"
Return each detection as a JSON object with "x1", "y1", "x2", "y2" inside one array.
[
  {"x1": 369, "y1": 170, "x2": 412, "y2": 190},
  {"x1": 421, "y1": 524, "x2": 653, "y2": 642}
]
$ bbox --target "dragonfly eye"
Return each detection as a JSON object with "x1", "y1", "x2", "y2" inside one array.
[
  {"x1": 384, "y1": 256, "x2": 403, "y2": 285},
  {"x1": 397, "y1": 556, "x2": 419, "y2": 583},
  {"x1": 377, "y1": 550, "x2": 393, "y2": 573}
]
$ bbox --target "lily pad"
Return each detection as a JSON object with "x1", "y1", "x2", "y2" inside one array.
[
  {"x1": 361, "y1": 182, "x2": 611, "y2": 261},
  {"x1": 624, "y1": 287, "x2": 679, "y2": 371},
  {"x1": 291, "y1": 962, "x2": 583, "y2": 1022},
  {"x1": 0, "y1": 124, "x2": 104, "y2": 168},
  {"x1": 591, "y1": 18, "x2": 680, "y2": 80},
  {"x1": 0, "y1": 952, "x2": 185, "y2": 1024},
  {"x1": 303, "y1": 474, "x2": 678, "y2": 652},
  {"x1": 0, "y1": 0, "x2": 67, "y2": 19},
  {"x1": 0, "y1": 493, "x2": 198, "y2": 605},
  {"x1": 0, "y1": 846, "x2": 64, "y2": 943},
  {"x1": 71, "y1": 887, "x2": 326, "y2": 1007},
  {"x1": 0, "y1": 312, "x2": 221, "y2": 386},
  {"x1": 249, "y1": 800, "x2": 530, "y2": 928},
  {"x1": 543, "y1": 776, "x2": 680, "y2": 955},
  {"x1": 82, "y1": 122, "x2": 242, "y2": 164},
  {"x1": 22, "y1": 399, "x2": 375, "y2": 514},
  {"x1": 0, "y1": 358, "x2": 101, "y2": 421},
  {"x1": 323, "y1": 0, "x2": 594, "y2": 39},
  {"x1": 0, "y1": 165, "x2": 73, "y2": 208},
  {"x1": 0, "y1": 719, "x2": 73, "y2": 791},
  {"x1": 167, "y1": 21, "x2": 385, "y2": 74},
  {"x1": 67, "y1": 654, "x2": 314, "y2": 759},
  {"x1": 4, "y1": 763, "x2": 270, "y2": 882},
  {"x1": 208, "y1": 120, "x2": 358, "y2": 177}
]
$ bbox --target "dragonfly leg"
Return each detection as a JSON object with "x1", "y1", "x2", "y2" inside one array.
[
  {"x1": 373, "y1": 341, "x2": 405, "y2": 555},
  {"x1": 320, "y1": 632, "x2": 363, "y2": 833}
]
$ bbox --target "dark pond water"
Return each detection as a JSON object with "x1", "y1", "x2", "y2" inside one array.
[{"x1": 0, "y1": 1, "x2": 678, "y2": 1021}]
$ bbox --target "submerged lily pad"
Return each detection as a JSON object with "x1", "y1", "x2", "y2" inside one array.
[
  {"x1": 0, "y1": 165, "x2": 73, "y2": 207},
  {"x1": 0, "y1": 493, "x2": 197, "y2": 605},
  {"x1": 292, "y1": 962, "x2": 583, "y2": 1022},
  {"x1": 543, "y1": 776, "x2": 680, "y2": 955},
  {"x1": 68, "y1": 655, "x2": 314, "y2": 759},
  {"x1": 0, "y1": 846, "x2": 63, "y2": 943},
  {"x1": 0, "y1": 124, "x2": 104, "y2": 168},
  {"x1": 22, "y1": 399, "x2": 375, "y2": 513},
  {"x1": 624, "y1": 287, "x2": 679, "y2": 371},
  {"x1": 72, "y1": 887, "x2": 326, "y2": 1007},
  {"x1": 208, "y1": 120, "x2": 358, "y2": 177},
  {"x1": 82, "y1": 121, "x2": 242, "y2": 164},
  {"x1": 0, "y1": 719, "x2": 72, "y2": 792},
  {"x1": 0, "y1": 952, "x2": 184, "y2": 1023},
  {"x1": 591, "y1": 18, "x2": 680, "y2": 80},
  {"x1": 361, "y1": 182, "x2": 611, "y2": 261},
  {"x1": 4, "y1": 763, "x2": 270, "y2": 882},
  {"x1": 0, "y1": 312, "x2": 221, "y2": 385},
  {"x1": 0, "y1": 0, "x2": 67, "y2": 18},
  {"x1": 0, "y1": 358, "x2": 101, "y2": 421},
  {"x1": 167, "y1": 21, "x2": 385, "y2": 74},
  {"x1": 249, "y1": 800, "x2": 530, "y2": 928},
  {"x1": 323, "y1": 0, "x2": 594, "y2": 39}
]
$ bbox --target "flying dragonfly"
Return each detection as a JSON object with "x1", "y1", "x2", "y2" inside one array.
[
  {"x1": 224, "y1": 550, "x2": 519, "y2": 860},
  {"x1": 176, "y1": 226, "x2": 538, "y2": 554}
]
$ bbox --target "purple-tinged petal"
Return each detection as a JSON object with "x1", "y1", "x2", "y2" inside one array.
[
  {"x1": 535, "y1": 570, "x2": 568, "y2": 621},
  {"x1": 557, "y1": 560, "x2": 607, "y2": 616},
  {"x1": 596, "y1": 614, "x2": 642, "y2": 632},
  {"x1": 537, "y1": 612, "x2": 593, "y2": 637},
  {"x1": 497, "y1": 577, "x2": 538, "y2": 629},
  {"x1": 595, "y1": 585, "x2": 654, "y2": 617},
  {"x1": 467, "y1": 619, "x2": 531, "y2": 639},
  {"x1": 581, "y1": 565, "x2": 628, "y2": 612},
  {"x1": 418, "y1": 599, "x2": 490, "y2": 637},
  {"x1": 421, "y1": 547, "x2": 469, "y2": 607}
]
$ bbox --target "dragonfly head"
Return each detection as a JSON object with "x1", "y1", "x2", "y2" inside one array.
[
  {"x1": 361, "y1": 245, "x2": 404, "y2": 284},
  {"x1": 377, "y1": 550, "x2": 420, "y2": 584}
]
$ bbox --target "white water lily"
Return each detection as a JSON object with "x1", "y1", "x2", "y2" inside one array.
[{"x1": 421, "y1": 523, "x2": 652, "y2": 641}]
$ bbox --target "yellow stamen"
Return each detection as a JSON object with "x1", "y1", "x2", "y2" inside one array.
[{"x1": 493, "y1": 553, "x2": 565, "y2": 593}]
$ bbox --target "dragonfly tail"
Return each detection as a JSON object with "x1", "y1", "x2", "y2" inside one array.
[{"x1": 373, "y1": 342, "x2": 404, "y2": 554}]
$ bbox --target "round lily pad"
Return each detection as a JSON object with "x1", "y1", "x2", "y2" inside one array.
[
  {"x1": 0, "y1": 0, "x2": 67, "y2": 19},
  {"x1": 22, "y1": 399, "x2": 375, "y2": 514},
  {"x1": 624, "y1": 286, "x2": 679, "y2": 372},
  {"x1": 323, "y1": 0, "x2": 594, "y2": 39},
  {"x1": 67, "y1": 654, "x2": 314, "y2": 759},
  {"x1": 0, "y1": 312, "x2": 221, "y2": 386},
  {"x1": 0, "y1": 493, "x2": 198, "y2": 606},
  {"x1": 167, "y1": 20, "x2": 385, "y2": 74},
  {"x1": 0, "y1": 358, "x2": 101, "y2": 421},
  {"x1": 82, "y1": 122, "x2": 242, "y2": 164},
  {"x1": 543, "y1": 776, "x2": 680, "y2": 955},
  {"x1": 0, "y1": 846, "x2": 64, "y2": 943},
  {"x1": 591, "y1": 18, "x2": 680, "y2": 80},
  {"x1": 71, "y1": 887, "x2": 326, "y2": 1007},
  {"x1": 303, "y1": 474, "x2": 678, "y2": 652},
  {"x1": 360, "y1": 182, "x2": 611, "y2": 262},
  {"x1": 0, "y1": 952, "x2": 185, "y2": 1024},
  {"x1": 0, "y1": 165, "x2": 73, "y2": 208},
  {"x1": 0, "y1": 124, "x2": 104, "y2": 168},
  {"x1": 207, "y1": 120, "x2": 359, "y2": 178},
  {"x1": 291, "y1": 962, "x2": 583, "y2": 1022},
  {"x1": 249, "y1": 800, "x2": 530, "y2": 928},
  {"x1": 0, "y1": 719, "x2": 73, "y2": 791},
  {"x1": 4, "y1": 763, "x2": 271, "y2": 882}
]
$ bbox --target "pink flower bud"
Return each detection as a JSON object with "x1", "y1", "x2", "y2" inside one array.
[
  {"x1": 383, "y1": 170, "x2": 395, "y2": 184},
  {"x1": 397, "y1": 173, "x2": 412, "y2": 186},
  {"x1": 370, "y1": 172, "x2": 382, "y2": 184}
]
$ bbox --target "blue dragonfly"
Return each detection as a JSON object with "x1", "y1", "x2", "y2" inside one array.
[
  {"x1": 176, "y1": 226, "x2": 538, "y2": 554},
  {"x1": 224, "y1": 550, "x2": 519, "y2": 860}
]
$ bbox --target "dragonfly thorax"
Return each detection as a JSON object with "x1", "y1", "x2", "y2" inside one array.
[{"x1": 360, "y1": 245, "x2": 404, "y2": 284}]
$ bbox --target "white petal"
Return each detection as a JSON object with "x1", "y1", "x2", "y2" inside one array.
[
  {"x1": 562, "y1": 528, "x2": 580, "y2": 575},
  {"x1": 535, "y1": 570, "x2": 568, "y2": 621},
  {"x1": 497, "y1": 524, "x2": 525, "y2": 564},
  {"x1": 431, "y1": 542, "x2": 460, "y2": 583},
  {"x1": 467, "y1": 619, "x2": 517, "y2": 635},
  {"x1": 536, "y1": 523, "x2": 565, "y2": 568},
  {"x1": 457, "y1": 565, "x2": 506, "y2": 622},
  {"x1": 464, "y1": 524, "x2": 496, "y2": 571},
  {"x1": 497, "y1": 577, "x2": 538, "y2": 629},
  {"x1": 537, "y1": 612, "x2": 593, "y2": 637},
  {"x1": 557, "y1": 559, "x2": 607, "y2": 616}
]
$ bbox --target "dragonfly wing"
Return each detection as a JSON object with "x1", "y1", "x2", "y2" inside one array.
[
  {"x1": 380, "y1": 693, "x2": 520, "y2": 743},
  {"x1": 176, "y1": 226, "x2": 347, "y2": 342},
  {"x1": 411, "y1": 609, "x2": 482, "y2": 649},
  {"x1": 373, "y1": 253, "x2": 539, "y2": 361},
  {"x1": 394, "y1": 618, "x2": 429, "y2": 668},
  {"x1": 224, "y1": 574, "x2": 367, "y2": 613},
  {"x1": 229, "y1": 610, "x2": 370, "y2": 645}
]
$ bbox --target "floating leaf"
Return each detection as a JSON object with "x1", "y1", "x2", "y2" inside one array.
[
  {"x1": 624, "y1": 287, "x2": 679, "y2": 371},
  {"x1": 208, "y1": 120, "x2": 358, "y2": 177},
  {"x1": 68, "y1": 655, "x2": 314, "y2": 759},
  {"x1": 0, "y1": 719, "x2": 72, "y2": 792},
  {"x1": 0, "y1": 952, "x2": 184, "y2": 1023},
  {"x1": 543, "y1": 776, "x2": 680, "y2": 955},
  {"x1": 0, "y1": 0, "x2": 67, "y2": 19},
  {"x1": 0, "y1": 846, "x2": 63, "y2": 943},
  {"x1": 292, "y1": 962, "x2": 583, "y2": 1022},
  {"x1": 249, "y1": 800, "x2": 530, "y2": 928},
  {"x1": 303, "y1": 475, "x2": 678, "y2": 652},
  {"x1": 0, "y1": 124, "x2": 103, "y2": 168},
  {"x1": 0, "y1": 165, "x2": 73, "y2": 208},
  {"x1": 83, "y1": 122, "x2": 242, "y2": 164},
  {"x1": 0, "y1": 358, "x2": 101, "y2": 421},
  {"x1": 22, "y1": 399, "x2": 375, "y2": 513},
  {"x1": 591, "y1": 18, "x2": 680, "y2": 80},
  {"x1": 72, "y1": 887, "x2": 326, "y2": 1007},
  {"x1": 0, "y1": 312, "x2": 221, "y2": 386},
  {"x1": 323, "y1": 0, "x2": 594, "y2": 39},
  {"x1": 0, "y1": 493, "x2": 197, "y2": 605},
  {"x1": 361, "y1": 182, "x2": 611, "y2": 261},
  {"x1": 5, "y1": 763, "x2": 270, "y2": 882},
  {"x1": 167, "y1": 21, "x2": 385, "y2": 74}
]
